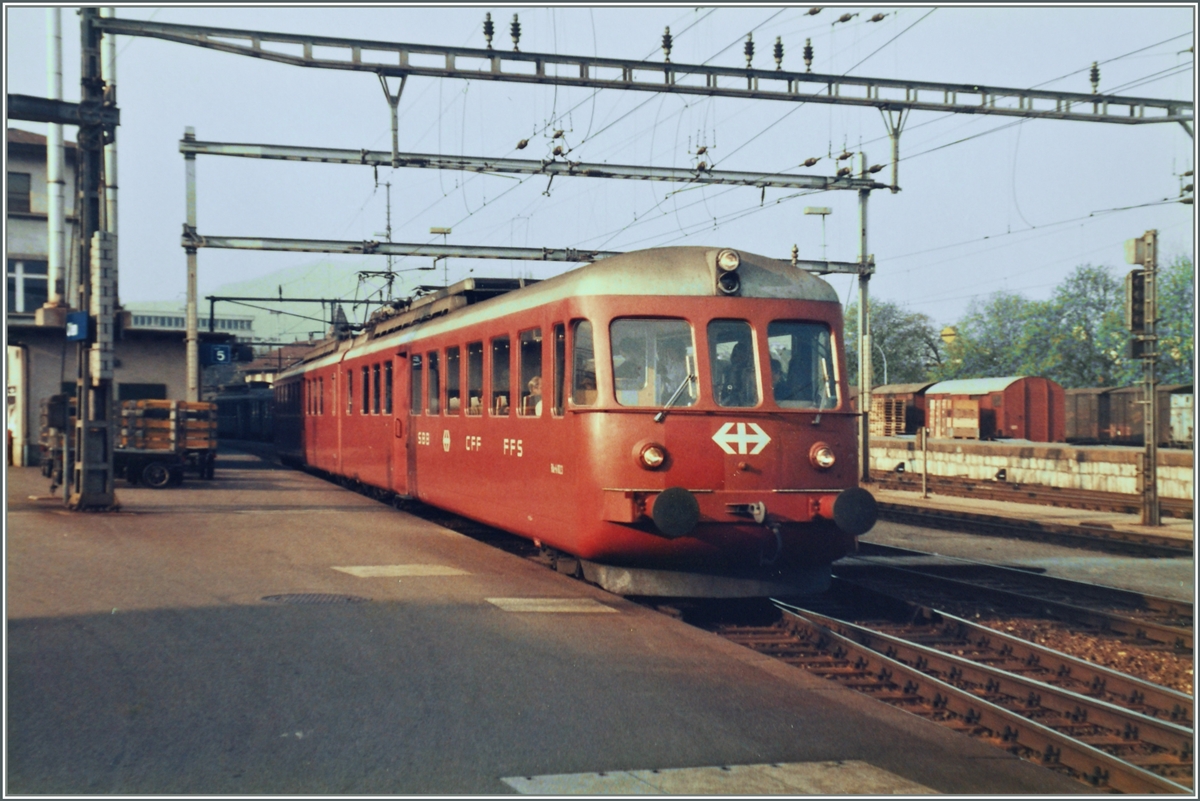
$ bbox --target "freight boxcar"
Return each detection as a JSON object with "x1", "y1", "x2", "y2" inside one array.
[
  {"x1": 869, "y1": 382, "x2": 935, "y2": 436},
  {"x1": 1104, "y1": 384, "x2": 1193, "y2": 447},
  {"x1": 924, "y1": 376, "x2": 1065, "y2": 442}
]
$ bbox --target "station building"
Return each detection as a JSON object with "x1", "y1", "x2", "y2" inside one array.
[{"x1": 5, "y1": 127, "x2": 240, "y2": 466}]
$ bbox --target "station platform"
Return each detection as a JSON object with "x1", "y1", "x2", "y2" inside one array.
[
  {"x1": 869, "y1": 484, "x2": 1194, "y2": 545},
  {"x1": 5, "y1": 449, "x2": 1086, "y2": 795}
]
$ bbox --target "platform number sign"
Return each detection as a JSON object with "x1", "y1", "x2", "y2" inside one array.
[
  {"x1": 204, "y1": 344, "x2": 233, "y2": 366},
  {"x1": 65, "y1": 311, "x2": 89, "y2": 342}
]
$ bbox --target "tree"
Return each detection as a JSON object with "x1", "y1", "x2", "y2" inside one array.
[
  {"x1": 1153, "y1": 253, "x2": 1194, "y2": 386},
  {"x1": 843, "y1": 299, "x2": 943, "y2": 387},
  {"x1": 1043, "y1": 264, "x2": 1127, "y2": 388},
  {"x1": 931, "y1": 291, "x2": 1058, "y2": 381}
]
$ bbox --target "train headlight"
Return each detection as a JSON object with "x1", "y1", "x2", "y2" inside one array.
[
  {"x1": 639, "y1": 443, "x2": 667, "y2": 470},
  {"x1": 809, "y1": 442, "x2": 836, "y2": 470},
  {"x1": 716, "y1": 249, "x2": 741, "y2": 272},
  {"x1": 716, "y1": 272, "x2": 741, "y2": 295}
]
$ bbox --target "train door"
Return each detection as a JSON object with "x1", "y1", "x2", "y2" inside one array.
[{"x1": 391, "y1": 352, "x2": 412, "y2": 497}]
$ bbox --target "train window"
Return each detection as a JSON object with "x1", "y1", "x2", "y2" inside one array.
[
  {"x1": 445, "y1": 346, "x2": 461, "y2": 414},
  {"x1": 518, "y1": 329, "x2": 542, "y2": 417},
  {"x1": 767, "y1": 321, "x2": 836, "y2": 410},
  {"x1": 362, "y1": 366, "x2": 371, "y2": 415},
  {"x1": 466, "y1": 342, "x2": 484, "y2": 416},
  {"x1": 384, "y1": 361, "x2": 393, "y2": 414},
  {"x1": 571, "y1": 320, "x2": 596, "y2": 405},
  {"x1": 552, "y1": 323, "x2": 565, "y2": 416},
  {"x1": 346, "y1": 370, "x2": 353, "y2": 414},
  {"x1": 610, "y1": 319, "x2": 696, "y2": 408},
  {"x1": 319, "y1": 377, "x2": 324, "y2": 415},
  {"x1": 709, "y1": 320, "x2": 760, "y2": 408},
  {"x1": 427, "y1": 351, "x2": 441, "y2": 414},
  {"x1": 372, "y1": 364, "x2": 381, "y2": 414},
  {"x1": 410, "y1": 355, "x2": 423, "y2": 415},
  {"x1": 491, "y1": 336, "x2": 511, "y2": 416}
]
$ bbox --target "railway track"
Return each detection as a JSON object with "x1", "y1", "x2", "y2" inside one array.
[
  {"x1": 839, "y1": 544, "x2": 1193, "y2": 652},
  {"x1": 716, "y1": 598, "x2": 1193, "y2": 794},
  {"x1": 870, "y1": 470, "x2": 1194, "y2": 520},
  {"x1": 875, "y1": 502, "x2": 1193, "y2": 558}
]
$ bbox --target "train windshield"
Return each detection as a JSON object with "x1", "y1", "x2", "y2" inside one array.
[
  {"x1": 768, "y1": 321, "x2": 837, "y2": 409},
  {"x1": 610, "y1": 319, "x2": 697, "y2": 408},
  {"x1": 710, "y1": 320, "x2": 759, "y2": 408}
]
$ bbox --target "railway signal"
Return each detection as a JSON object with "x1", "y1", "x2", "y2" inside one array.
[{"x1": 1124, "y1": 230, "x2": 1159, "y2": 527}]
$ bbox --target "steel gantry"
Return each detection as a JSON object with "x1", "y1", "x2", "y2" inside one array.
[
  {"x1": 92, "y1": 11, "x2": 1192, "y2": 481},
  {"x1": 93, "y1": 16, "x2": 1191, "y2": 126}
]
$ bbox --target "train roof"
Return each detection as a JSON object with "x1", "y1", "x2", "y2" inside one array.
[
  {"x1": 287, "y1": 246, "x2": 841, "y2": 372},
  {"x1": 925, "y1": 376, "x2": 1027, "y2": 395}
]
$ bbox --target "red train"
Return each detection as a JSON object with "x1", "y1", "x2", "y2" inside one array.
[{"x1": 274, "y1": 246, "x2": 876, "y2": 596}]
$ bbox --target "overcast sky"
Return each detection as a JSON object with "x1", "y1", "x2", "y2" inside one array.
[{"x1": 5, "y1": 4, "x2": 1195, "y2": 336}]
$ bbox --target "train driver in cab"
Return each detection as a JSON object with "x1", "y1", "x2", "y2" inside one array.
[{"x1": 717, "y1": 340, "x2": 758, "y2": 407}]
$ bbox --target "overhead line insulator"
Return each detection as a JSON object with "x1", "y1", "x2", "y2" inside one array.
[
  {"x1": 662, "y1": 26, "x2": 672, "y2": 63},
  {"x1": 774, "y1": 36, "x2": 784, "y2": 71}
]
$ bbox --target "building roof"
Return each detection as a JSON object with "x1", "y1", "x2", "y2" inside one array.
[
  {"x1": 925, "y1": 376, "x2": 1024, "y2": 395},
  {"x1": 8, "y1": 127, "x2": 76, "y2": 149},
  {"x1": 240, "y1": 342, "x2": 319, "y2": 374},
  {"x1": 873, "y1": 382, "x2": 936, "y2": 395}
]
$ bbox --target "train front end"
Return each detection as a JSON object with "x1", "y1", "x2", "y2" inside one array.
[{"x1": 563, "y1": 247, "x2": 876, "y2": 596}]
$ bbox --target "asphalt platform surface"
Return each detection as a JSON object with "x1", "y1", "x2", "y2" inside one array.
[{"x1": 7, "y1": 448, "x2": 1089, "y2": 795}]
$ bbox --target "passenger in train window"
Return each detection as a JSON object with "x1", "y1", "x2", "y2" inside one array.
[{"x1": 526, "y1": 376, "x2": 543, "y2": 416}]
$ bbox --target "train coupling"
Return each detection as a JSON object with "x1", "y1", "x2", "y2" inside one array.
[{"x1": 725, "y1": 501, "x2": 768, "y2": 524}]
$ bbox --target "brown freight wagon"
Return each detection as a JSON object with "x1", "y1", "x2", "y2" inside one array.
[
  {"x1": 870, "y1": 382, "x2": 935, "y2": 436},
  {"x1": 1064, "y1": 387, "x2": 1112, "y2": 443},
  {"x1": 924, "y1": 376, "x2": 1065, "y2": 442},
  {"x1": 1105, "y1": 384, "x2": 1193, "y2": 447}
]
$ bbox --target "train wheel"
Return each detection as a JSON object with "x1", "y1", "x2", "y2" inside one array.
[{"x1": 140, "y1": 461, "x2": 172, "y2": 489}]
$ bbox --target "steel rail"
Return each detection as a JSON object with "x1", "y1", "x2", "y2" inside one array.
[
  {"x1": 94, "y1": 16, "x2": 1192, "y2": 125},
  {"x1": 763, "y1": 608, "x2": 1192, "y2": 794},
  {"x1": 871, "y1": 470, "x2": 1194, "y2": 521},
  {"x1": 855, "y1": 542, "x2": 1194, "y2": 624},
  {"x1": 179, "y1": 139, "x2": 884, "y2": 191},
  {"x1": 819, "y1": 574, "x2": 1194, "y2": 727},
  {"x1": 876, "y1": 502, "x2": 1193, "y2": 557},
  {"x1": 834, "y1": 559, "x2": 1193, "y2": 651},
  {"x1": 776, "y1": 601, "x2": 1195, "y2": 769}
]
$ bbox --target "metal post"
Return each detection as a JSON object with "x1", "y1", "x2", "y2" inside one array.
[
  {"x1": 185, "y1": 127, "x2": 200, "y2": 402},
  {"x1": 1141, "y1": 230, "x2": 1159, "y2": 526},
  {"x1": 69, "y1": 7, "x2": 116, "y2": 510},
  {"x1": 46, "y1": 7, "x2": 65, "y2": 306},
  {"x1": 920, "y1": 426, "x2": 928, "y2": 499},
  {"x1": 378, "y1": 74, "x2": 407, "y2": 168},
  {"x1": 857, "y1": 153, "x2": 872, "y2": 483},
  {"x1": 101, "y1": 8, "x2": 118, "y2": 238}
]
